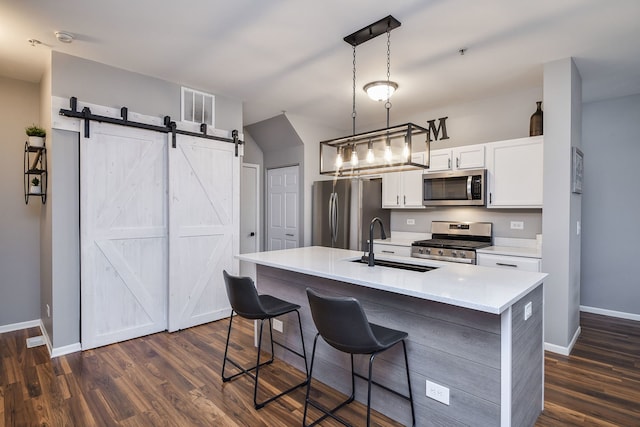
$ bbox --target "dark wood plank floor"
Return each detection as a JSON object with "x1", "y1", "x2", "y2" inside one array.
[{"x1": 1, "y1": 312, "x2": 639, "y2": 426}]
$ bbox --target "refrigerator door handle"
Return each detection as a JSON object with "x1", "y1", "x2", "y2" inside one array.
[
  {"x1": 333, "y1": 194, "x2": 339, "y2": 243},
  {"x1": 328, "y1": 193, "x2": 334, "y2": 244}
]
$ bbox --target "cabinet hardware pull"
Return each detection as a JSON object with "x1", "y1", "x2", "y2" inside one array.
[
  {"x1": 496, "y1": 262, "x2": 518, "y2": 268},
  {"x1": 381, "y1": 250, "x2": 395, "y2": 254},
  {"x1": 489, "y1": 193, "x2": 492, "y2": 204},
  {"x1": 448, "y1": 158, "x2": 451, "y2": 169},
  {"x1": 456, "y1": 157, "x2": 459, "y2": 168},
  {"x1": 285, "y1": 233, "x2": 294, "y2": 237},
  {"x1": 396, "y1": 195, "x2": 399, "y2": 205},
  {"x1": 404, "y1": 195, "x2": 406, "y2": 205}
]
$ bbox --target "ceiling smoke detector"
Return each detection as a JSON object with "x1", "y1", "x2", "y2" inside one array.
[{"x1": 55, "y1": 31, "x2": 74, "y2": 43}]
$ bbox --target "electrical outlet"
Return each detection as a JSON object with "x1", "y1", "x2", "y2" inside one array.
[
  {"x1": 426, "y1": 380, "x2": 450, "y2": 405},
  {"x1": 46, "y1": 304, "x2": 50, "y2": 318},
  {"x1": 273, "y1": 319, "x2": 283, "y2": 333},
  {"x1": 524, "y1": 302, "x2": 532, "y2": 320},
  {"x1": 510, "y1": 221, "x2": 524, "y2": 230},
  {"x1": 406, "y1": 218, "x2": 415, "y2": 225}
]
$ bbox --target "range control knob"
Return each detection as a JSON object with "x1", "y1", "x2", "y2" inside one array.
[
  {"x1": 438, "y1": 249, "x2": 444, "y2": 256},
  {"x1": 459, "y1": 252, "x2": 466, "y2": 258},
  {"x1": 425, "y1": 248, "x2": 431, "y2": 254},
  {"x1": 451, "y1": 251, "x2": 457, "y2": 257}
]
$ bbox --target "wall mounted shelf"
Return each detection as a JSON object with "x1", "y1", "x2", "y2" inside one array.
[{"x1": 24, "y1": 141, "x2": 47, "y2": 204}]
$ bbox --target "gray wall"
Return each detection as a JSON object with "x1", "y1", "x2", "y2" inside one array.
[
  {"x1": 541, "y1": 58, "x2": 582, "y2": 349},
  {"x1": 581, "y1": 94, "x2": 640, "y2": 315},
  {"x1": 52, "y1": 52, "x2": 243, "y2": 132},
  {"x1": 0, "y1": 76, "x2": 42, "y2": 327},
  {"x1": 391, "y1": 208, "x2": 542, "y2": 239}
]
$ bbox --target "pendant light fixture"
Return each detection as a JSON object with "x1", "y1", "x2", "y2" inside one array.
[{"x1": 319, "y1": 15, "x2": 430, "y2": 176}]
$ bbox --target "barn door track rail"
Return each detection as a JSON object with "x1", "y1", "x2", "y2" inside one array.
[{"x1": 59, "y1": 96, "x2": 242, "y2": 155}]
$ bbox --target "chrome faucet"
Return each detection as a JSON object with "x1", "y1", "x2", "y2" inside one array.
[{"x1": 368, "y1": 217, "x2": 387, "y2": 266}]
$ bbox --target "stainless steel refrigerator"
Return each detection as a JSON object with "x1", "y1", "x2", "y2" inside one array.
[{"x1": 312, "y1": 178, "x2": 390, "y2": 251}]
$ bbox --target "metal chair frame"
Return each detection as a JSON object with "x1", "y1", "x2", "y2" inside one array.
[
  {"x1": 221, "y1": 271, "x2": 309, "y2": 409},
  {"x1": 303, "y1": 289, "x2": 415, "y2": 427}
]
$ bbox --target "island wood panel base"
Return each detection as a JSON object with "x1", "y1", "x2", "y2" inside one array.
[{"x1": 256, "y1": 264, "x2": 544, "y2": 427}]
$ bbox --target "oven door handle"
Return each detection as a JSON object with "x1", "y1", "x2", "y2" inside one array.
[{"x1": 467, "y1": 175, "x2": 473, "y2": 200}]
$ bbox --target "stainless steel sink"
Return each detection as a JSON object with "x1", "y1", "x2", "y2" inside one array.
[{"x1": 351, "y1": 256, "x2": 436, "y2": 272}]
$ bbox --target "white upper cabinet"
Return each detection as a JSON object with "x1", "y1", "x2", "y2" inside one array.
[
  {"x1": 486, "y1": 136, "x2": 543, "y2": 208},
  {"x1": 427, "y1": 145, "x2": 485, "y2": 172},
  {"x1": 382, "y1": 152, "x2": 425, "y2": 209}
]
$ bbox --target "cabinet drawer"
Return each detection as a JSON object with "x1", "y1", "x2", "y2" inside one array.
[
  {"x1": 374, "y1": 244, "x2": 411, "y2": 258},
  {"x1": 477, "y1": 253, "x2": 541, "y2": 272}
]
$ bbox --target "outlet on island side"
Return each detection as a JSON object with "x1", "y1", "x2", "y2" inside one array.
[
  {"x1": 273, "y1": 319, "x2": 283, "y2": 333},
  {"x1": 426, "y1": 380, "x2": 450, "y2": 405},
  {"x1": 406, "y1": 218, "x2": 415, "y2": 225},
  {"x1": 524, "y1": 301, "x2": 533, "y2": 321}
]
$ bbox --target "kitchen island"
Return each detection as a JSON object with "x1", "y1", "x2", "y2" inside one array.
[{"x1": 238, "y1": 246, "x2": 546, "y2": 426}]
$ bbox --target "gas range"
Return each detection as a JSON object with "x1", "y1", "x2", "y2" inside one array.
[{"x1": 411, "y1": 221, "x2": 492, "y2": 264}]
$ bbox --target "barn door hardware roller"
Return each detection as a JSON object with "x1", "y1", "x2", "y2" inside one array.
[{"x1": 59, "y1": 97, "x2": 243, "y2": 156}]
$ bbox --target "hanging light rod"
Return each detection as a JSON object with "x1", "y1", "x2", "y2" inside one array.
[{"x1": 343, "y1": 15, "x2": 401, "y2": 47}]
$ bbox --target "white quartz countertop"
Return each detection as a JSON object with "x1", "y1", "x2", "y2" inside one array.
[
  {"x1": 237, "y1": 246, "x2": 546, "y2": 314},
  {"x1": 477, "y1": 246, "x2": 542, "y2": 258}
]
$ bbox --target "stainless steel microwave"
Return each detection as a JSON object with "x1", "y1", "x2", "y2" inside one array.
[{"x1": 422, "y1": 169, "x2": 486, "y2": 206}]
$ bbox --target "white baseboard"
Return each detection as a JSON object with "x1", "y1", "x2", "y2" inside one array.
[
  {"x1": 544, "y1": 326, "x2": 581, "y2": 356},
  {"x1": 38, "y1": 319, "x2": 81, "y2": 358},
  {"x1": 51, "y1": 342, "x2": 82, "y2": 357},
  {"x1": 580, "y1": 305, "x2": 640, "y2": 322},
  {"x1": 0, "y1": 319, "x2": 41, "y2": 334}
]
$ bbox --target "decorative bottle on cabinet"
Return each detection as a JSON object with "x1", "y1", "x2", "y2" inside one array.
[{"x1": 529, "y1": 101, "x2": 543, "y2": 136}]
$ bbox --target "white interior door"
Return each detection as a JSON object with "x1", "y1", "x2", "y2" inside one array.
[
  {"x1": 240, "y1": 163, "x2": 259, "y2": 254},
  {"x1": 168, "y1": 134, "x2": 239, "y2": 332},
  {"x1": 267, "y1": 165, "x2": 299, "y2": 250},
  {"x1": 81, "y1": 122, "x2": 168, "y2": 350}
]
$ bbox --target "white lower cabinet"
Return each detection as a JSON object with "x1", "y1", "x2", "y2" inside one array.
[{"x1": 477, "y1": 253, "x2": 541, "y2": 272}]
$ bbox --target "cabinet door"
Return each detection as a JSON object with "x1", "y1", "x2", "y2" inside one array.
[
  {"x1": 382, "y1": 172, "x2": 402, "y2": 208},
  {"x1": 427, "y1": 149, "x2": 452, "y2": 172},
  {"x1": 403, "y1": 169, "x2": 425, "y2": 208},
  {"x1": 487, "y1": 136, "x2": 543, "y2": 208},
  {"x1": 477, "y1": 253, "x2": 541, "y2": 272},
  {"x1": 375, "y1": 244, "x2": 412, "y2": 257},
  {"x1": 454, "y1": 145, "x2": 485, "y2": 169}
]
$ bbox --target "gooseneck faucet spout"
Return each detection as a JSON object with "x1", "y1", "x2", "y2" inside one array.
[{"x1": 368, "y1": 217, "x2": 387, "y2": 266}]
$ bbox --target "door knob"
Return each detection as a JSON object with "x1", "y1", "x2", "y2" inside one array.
[{"x1": 249, "y1": 232, "x2": 255, "y2": 237}]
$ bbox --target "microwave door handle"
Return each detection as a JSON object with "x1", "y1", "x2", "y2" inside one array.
[{"x1": 467, "y1": 176, "x2": 473, "y2": 200}]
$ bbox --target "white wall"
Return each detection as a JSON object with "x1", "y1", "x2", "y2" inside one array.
[
  {"x1": 0, "y1": 76, "x2": 42, "y2": 327},
  {"x1": 581, "y1": 94, "x2": 640, "y2": 315}
]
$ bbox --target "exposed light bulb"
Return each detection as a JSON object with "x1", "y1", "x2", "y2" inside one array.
[
  {"x1": 335, "y1": 148, "x2": 343, "y2": 168},
  {"x1": 350, "y1": 146, "x2": 359, "y2": 166},
  {"x1": 366, "y1": 148, "x2": 375, "y2": 163},
  {"x1": 384, "y1": 143, "x2": 392, "y2": 162},
  {"x1": 403, "y1": 142, "x2": 410, "y2": 160}
]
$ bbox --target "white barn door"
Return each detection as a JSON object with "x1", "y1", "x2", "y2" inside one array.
[
  {"x1": 81, "y1": 123, "x2": 168, "y2": 350},
  {"x1": 168, "y1": 134, "x2": 239, "y2": 332}
]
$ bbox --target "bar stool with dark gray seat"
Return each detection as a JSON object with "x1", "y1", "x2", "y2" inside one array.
[
  {"x1": 221, "y1": 270, "x2": 308, "y2": 409},
  {"x1": 304, "y1": 288, "x2": 415, "y2": 427}
]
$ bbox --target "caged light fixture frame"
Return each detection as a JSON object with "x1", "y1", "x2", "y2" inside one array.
[{"x1": 319, "y1": 15, "x2": 430, "y2": 176}]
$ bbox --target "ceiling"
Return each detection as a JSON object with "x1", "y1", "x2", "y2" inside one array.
[{"x1": 2, "y1": 0, "x2": 640, "y2": 131}]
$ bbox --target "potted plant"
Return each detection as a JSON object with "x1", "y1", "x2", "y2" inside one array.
[
  {"x1": 25, "y1": 124, "x2": 46, "y2": 147},
  {"x1": 30, "y1": 177, "x2": 41, "y2": 194}
]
